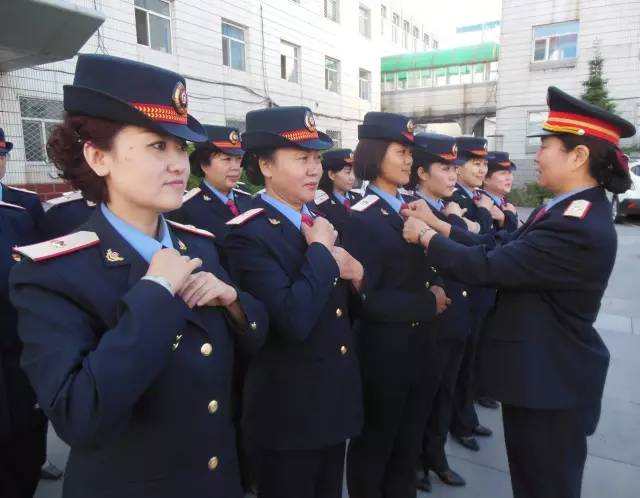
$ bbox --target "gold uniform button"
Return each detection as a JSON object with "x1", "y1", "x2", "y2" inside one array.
[
  {"x1": 425, "y1": 281, "x2": 430, "y2": 288},
  {"x1": 336, "y1": 308, "x2": 343, "y2": 318},
  {"x1": 200, "y1": 343, "x2": 213, "y2": 357},
  {"x1": 250, "y1": 322, "x2": 257, "y2": 331},
  {"x1": 340, "y1": 345, "x2": 348, "y2": 355},
  {"x1": 208, "y1": 400, "x2": 219, "y2": 414},
  {"x1": 208, "y1": 456, "x2": 219, "y2": 471},
  {"x1": 462, "y1": 291, "x2": 468, "y2": 297},
  {"x1": 431, "y1": 266, "x2": 437, "y2": 273}
]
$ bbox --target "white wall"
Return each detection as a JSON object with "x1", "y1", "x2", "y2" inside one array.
[
  {"x1": 496, "y1": 0, "x2": 640, "y2": 183},
  {"x1": 0, "y1": 0, "x2": 437, "y2": 184}
]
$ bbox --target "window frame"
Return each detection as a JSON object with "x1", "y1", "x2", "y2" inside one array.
[
  {"x1": 359, "y1": 4, "x2": 371, "y2": 38},
  {"x1": 359, "y1": 68, "x2": 372, "y2": 100},
  {"x1": 19, "y1": 96, "x2": 63, "y2": 164},
  {"x1": 280, "y1": 40, "x2": 301, "y2": 83},
  {"x1": 325, "y1": 56, "x2": 341, "y2": 94},
  {"x1": 526, "y1": 110, "x2": 549, "y2": 153},
  {"x1": 221, "y1": 19, "x2": 247, "y2": 71},
  {"x1": 134, "y1": 0, "x2": 172, "y2": 53},
  {"x1": 324, "y1": 0, "x2": 340, "y2": 22},
  {"x1": 531, "y1": 20, "x2": 579, "y2": 63}
]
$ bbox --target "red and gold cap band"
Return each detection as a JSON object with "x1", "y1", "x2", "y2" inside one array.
[
  {"x1": 543, "y1": 111, "x2": 621, "y2": 145},
  {"x1": 470, "y1": 149, "x2": 488, "y2": 156},
  {"x1": 131, "y1": 103, "x2": 188, "y2": 125},
  {"x1": 281, "y1": 129, "x2": 320, "y2": 142},
  {"x1": 212, "y1": 141, "x2": 242, "y2": 150},
  {"x1": 0, "y1": 141, "x2": 6, "y2": 148}
]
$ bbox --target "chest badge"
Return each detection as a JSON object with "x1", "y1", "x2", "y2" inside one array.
[
  {"x1": 178, "y1": 239, "x2": 187, "y2": 252},
  {"x1": 105, "y1": 248, "x2": 124, "y2": 263},
  {"x1": 268, "y1": 218, "x2": 281, "y2": 225},
  {"x1": 380, "y1": 208, "x2": 389, "y2": 216}
]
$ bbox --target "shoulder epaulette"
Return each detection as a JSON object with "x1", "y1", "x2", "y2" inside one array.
[
  {"x1": 563, "y1": 199, "x2": 592, "y2": 219},
  {"x1": 182, "y1": 187, "x2": 201, "y2": 204},
  {"x1": 351, "y1": 195, "x2": 380, "y2": 212},
  {"x1": 166, "y1": 219, "x2": 215, "y2": 239},
  {"x1": 0, "y1": 200, "x2": 26, "y2": 211},
  {"x1": 226, "y1": 208, "x2": 265, "y2": 226},
  {"x1": 350, "y1": 188, "x2": 365, "y2": 196},
  {"x1": 233, "y1": 187, "x2": 252, "y2": 197},
  {"x1": 13, "y1": 231, "x2": 99, "y2": 262},
  {"x1": 45, "y1": 190, "x2": 84, "y2": 207},
  {"x1": 314, "y1": 189, "x2": 330, "y2": 205},
  {"x1": 6, "y1": 185, "x2": 37, "y2": 195},
  {"x1": 398, "y1": 187, "x2": 414, "y2": 196}
]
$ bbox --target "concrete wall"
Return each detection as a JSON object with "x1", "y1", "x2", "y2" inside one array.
[
  {"x1": 381, "y1": 80, "x2": 497, "y2": 133},
  {"x1": 0, "y1": 0, "x2": 436, "y2": 185},
  {"x1": 497, "y1": 0, "x2": 640, "y2": 183}
]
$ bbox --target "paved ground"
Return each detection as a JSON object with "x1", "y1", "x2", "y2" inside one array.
[{"x1": 35, "y1": 212, "x2": 640, "y2": 498}]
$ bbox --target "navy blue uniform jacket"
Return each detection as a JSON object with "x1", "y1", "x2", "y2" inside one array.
[
  {"x1": 9, "y1": 209, "x2": 268, "y2": 498},
  {"x1": 223, "y1": 197, "x2": 363, "y2": 451},
  {"x1": 427, "y1": 187, "x2": 614, "y2": 430}
]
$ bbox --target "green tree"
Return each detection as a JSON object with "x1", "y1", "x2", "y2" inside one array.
[{"x1": 581, "y1": 46, "x2": 616, "y2": 112}]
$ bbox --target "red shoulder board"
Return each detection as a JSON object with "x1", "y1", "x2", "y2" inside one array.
[
  {"x1": 166, "y1": 219, "x2": 215, "y2": 239},
  {"x1": 563, "y1": 200, "x2": 592, "y2": 219},
  {"x1": 0, "y1": 200, "x2": 26, "y2": 211},
  {"x1": 13, "y1": 231, "x2": 99, "y2": 262},
  {"x1": 351, "y1": 195, "x2": 380, "y2": 212},
  {"x1": 182, "y1": 187, "x2": 201, "y2": 204},
  {"x1": 226, "y1": 208, "x2": 265, "y2": 226}
]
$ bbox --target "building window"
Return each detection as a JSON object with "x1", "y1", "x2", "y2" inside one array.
[
  {"x1": 382, "y1": 72, "x2": 395, "y2": 91},
  {"x1": 222, "y1": 20, "x2": 246, "y2": 71},
  {"x1": 359, "y1": 5, "x2": 371, "y2": 38},
  {"x1": 326, "y1": 130, "x2": 342, "y2": 148},
  {"x1": 280, "y1": 40, "x2": 300, "y2": 83},
  {"x1": 325, "y1": 56, "x2": 340, "y2": 93},
  {"x1": 423, "y1": 33, "x2": 430, "y2": 51},
  {"x1": 433, "y1": 39, "x2": 439, "y2": 49},
  {"x1": 19, "y1": 97, "x2": 63, "y2": 163},
  {"x1": 403, "y1": 20, "x2": 410, "y2": 48},
  {"x1": 359, "y1": 68, "x2": 371, "y2": 100},
  {"x1": 407, "y1": 70, "x2": 420, "y2": 89},
  {"x1": 412, "y1": 26, "x2": 419, "y2": 51},
  {"x1": 134, "y1": 0, "x2": 172, "y2": 53},
  {"x1": 532, "y1": 20, "x2": 578, "y2": 62},
  {"x1": 324, "y1": 0, "x2": 339, "y2": 22},
  {"x1": 380, "y1": 4, "x2": 387, "y2": 34},
  {"x1": 527, "y1": 111, "x2": 548, "y2": 152},
  {"x1": 392, "y1": 13, "x2": 400, "y2": 43}
]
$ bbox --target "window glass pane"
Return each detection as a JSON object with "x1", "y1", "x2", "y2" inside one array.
[
  {"x1": 407, "y1": 70, "x2": 419, "y2": 88},
  {"x1": 230, "y1": 40, "x2": 245, "y2": 70},
  {"x1": 19, "y1": 97, "x2": 64, "y2": 120},
  {"x1": 460, "y1": 65, "x2": 472, "y2": 84},
  {"x1": 222, "y1": 38, "x2": 230, "y2": 66},
  {"x1": 135, "y1": 9, "x2": 149, "y2": 46},
  {"x1": 527, "y1": 111, "x2": 548, "y2": 147},
  {"x1": 22, "y1": 120, "x2": 45, "y2": 162},
  {"x1": 533, "y1": 39, "x2": 546, "y2": 61},
  {"x1": 223, "y1": 23, "x2": 244, "y2": 41},
  {"x1": 149, "y1": 14, "x2": 171, "y2": 52},
  {"x1": 326, "y1": 130, "x2": 342, "y2": 148},
  {"x1": 533, "y1": 20, "x2": 578, "y2": 39}
]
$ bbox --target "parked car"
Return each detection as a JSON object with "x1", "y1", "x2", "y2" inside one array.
[{"x1": 612, "y1": 161, "x2": 640, "y2": 223}]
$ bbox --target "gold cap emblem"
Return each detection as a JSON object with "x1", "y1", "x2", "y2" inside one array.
[
  {"x1": 304, "y1": 111, "x2": 316, "y2": 132},
  {"x1": 172, "y1": 82, "x2": 188, "y2": 115},
  {"x1": 406, "y1": 120, "x2": 415, "y2": 134},
  {"x1": 229, "y1": 130, "x2": 240, "y2": 144}
]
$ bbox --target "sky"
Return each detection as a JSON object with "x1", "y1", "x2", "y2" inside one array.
[{"x1": 426, "y1": 0, "x2": 503, "y2": 47}]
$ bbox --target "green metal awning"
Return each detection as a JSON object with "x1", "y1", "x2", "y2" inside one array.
[
  {"x1": 0, "y1": 0, "x2": 105, "y2": 72},
  {"x1": 381, "y1": 42, "x2": 499, "y2": 73}
]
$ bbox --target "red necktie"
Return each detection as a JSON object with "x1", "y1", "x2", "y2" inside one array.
[
  {"x1": 500, "y1": 198, "x2": 507, "y2": 208},
  {"x1": 343, "y1": 199, "x2": 351, "y2": 211},
  {"x1": 400, "y1": 203, "x2": 409, "y2": 219},
  {"x1": 473, "y1": 191, "x2": 482, "y2": 201},
  {"x1": 531, "y1": 207, "x2": 547, "y2": 224},
  {"x1": 226, "y1": 199, "x2": 239, "y2": 216},
  {"x1": 301, "y1": 213, "x2": 315, "y2": 227}
]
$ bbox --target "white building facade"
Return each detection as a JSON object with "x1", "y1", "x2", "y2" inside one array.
[
  {"x1": 0, "y1": 0, "x2": 435, "y2": 190},
  {"x1": 496, "y1": 0, "x2": 640, "y2": 183}
]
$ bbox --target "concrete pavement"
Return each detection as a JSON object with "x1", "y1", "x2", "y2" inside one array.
[{"x1": 35, "y1": 214, "x2": 640, "y2": 498}]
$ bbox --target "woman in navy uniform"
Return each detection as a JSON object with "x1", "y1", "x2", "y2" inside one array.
[
  {"x1": 9, "y1": 54, "x2": 268, "y2": 498},
  {"x1": 401, "y1": 86, "x2": 635, "y2": 498},
  {"x1": 478, "y1": 151, "x2": 519, "y2": 233},
  {"x1": 0, "y1": 129, "x2": 46, "y2": 237},
  {"x1": 222, "y1": 107, "x2": 364, "y2": 498},
  {"x1": 345, "y1": 112, "x2": 449, "y2": 498},
  {"x1": 444, "y1": 136, "x2": 496, "y2": 451},
  {"x1": 170, "y1": 125, "x2": 252, "y2": 244},
  {"x1": 312, "y1": 148, "x2": 362, "y2": 231},
  {"x1": 1, "y1": 202, "x2": 46, "y2": 498},
  {"x1": 409, "y1": 133, "x2": 470, "y2": 492}
]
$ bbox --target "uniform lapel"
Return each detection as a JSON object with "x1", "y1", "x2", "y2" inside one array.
[{"x1": 366, "y1": 187, "x2": 404, "y2": 233}]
